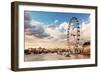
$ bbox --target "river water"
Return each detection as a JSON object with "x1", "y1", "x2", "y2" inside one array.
[{"x1": 24, "y1": 53, "x2": 89, "y2": 62}]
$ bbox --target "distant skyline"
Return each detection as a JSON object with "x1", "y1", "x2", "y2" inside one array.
[{"x1": 24, "y1": 11, "x2": 90, "y2": 49}]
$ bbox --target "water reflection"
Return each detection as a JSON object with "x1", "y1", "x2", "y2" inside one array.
[{"x1": 25, "y1": 53, "x2": 89, "y2": 62}]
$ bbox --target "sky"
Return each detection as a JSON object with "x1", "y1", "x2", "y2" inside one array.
[
  {"x1": 30, "y1": 11, "x2": 90, "y2": 27},
  {"x1": 24, "y1": 11, "x2": 90, "y2": 49}
]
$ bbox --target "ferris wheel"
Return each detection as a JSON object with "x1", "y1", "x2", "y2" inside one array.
[{"x1": 67, "y1": 16, "x2": 81, "y2": 54}]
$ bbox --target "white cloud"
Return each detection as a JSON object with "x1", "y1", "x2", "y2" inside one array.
[
  {"x1": 58, "y1": 22, "x2": 69, "y2": 30},
  {"x1": 30, "y1": 19, "x2": 42, "y2": 26},
  {"x1": 46, "y1": 27, "x2": 62, "y2": 39},
  {"x1": 68, "y1": 21, "x2": 90, "y2": 44},
  {"x1": 26, "y1": 19, "x2": 50, "y2": 38},
  {"x1": 57, "y1": 21, "x2": 91, "y2": 44},
  {"x1": 54, "y1": 19, "x2": 59, "y2": 23},
  {"x1": 25, "y1": 12, "x2": 91, "y2": 49},
  {"x1": 80, "y1": 22, "x2": 91, "y2": 42}
]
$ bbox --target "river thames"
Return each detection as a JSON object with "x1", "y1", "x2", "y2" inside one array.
[{"x1": 25, "y1": 53, "x2": 89, "y2": 61}]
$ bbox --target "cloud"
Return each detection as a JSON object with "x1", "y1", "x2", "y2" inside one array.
[
  {"x1": 57, "y1": 20, "x2": 90, "y2": 44},
  {"x1": 45, "y1": 22, "x2": 69, "y2": 42},
  {"x1": 46, "y1": 27, "x2": 60, "y2": 40},
  {"x1": 80, "y1": 22, "x2": 91, "y2": 42},
  {"x1": 24, "y1": 11, "x2": 90, "y2": 45},
  {"x1": 24, "y1": 12, "x2": 68, "y2": 41},
  {"x1": 58, "y1": 22, "x2": 74, "y2": 35},
  {"x1": 68, "y1": 21, "x2": 90, "y2": 44},
  {"x1": 31, "y1": 20, "x2": 43, "y2": 26},
  {"x1": 24, "y1": 12, "x2": 32, "y2": 28},
  {"x1": 80, "y1": 15, "x2": 91, "y2": 43},
  {"x1": 58, "y1": 22, "x2": 69, "y2": 30},
  {"x1": 24, "y1": 12, "x2": 50, "y2": 39},
  {"x1": 54, "y1": 19, "x2": 59, "y2": 23},
  {"x1": 26, "y1": 20, "x2": 50, "y2": 38},
  {"x1": 47, "y1": 24, "x2": 57, "y2": 29}
]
